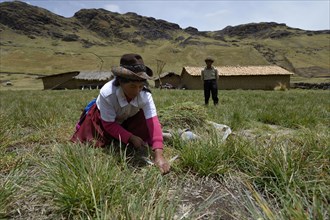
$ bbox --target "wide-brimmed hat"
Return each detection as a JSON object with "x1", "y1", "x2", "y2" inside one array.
[
  {"x1": 111, "y1": 54, "x2": 154, "y2": 80},
  {"x1": 204, "y1": 56, "x2": 214, "y2": 62}
]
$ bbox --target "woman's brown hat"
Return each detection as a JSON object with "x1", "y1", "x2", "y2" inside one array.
[{"x1": 111, "y1": 54, "x2": 154, "y2": 80}]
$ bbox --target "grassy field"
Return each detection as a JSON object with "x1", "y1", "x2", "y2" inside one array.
[
  {"x1": 0, "y1": 88, "x2": 329, "y2": 219},
  {"x1": 0, "y1": 35, "x2": 270, "y2": 76},
  {"x1": 1, "y1": 26, "x2": 329, "y2": 77}
]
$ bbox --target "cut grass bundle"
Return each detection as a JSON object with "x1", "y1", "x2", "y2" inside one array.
[{"x1": 158, "y1": 101, "x2": 208, "y2": 130}]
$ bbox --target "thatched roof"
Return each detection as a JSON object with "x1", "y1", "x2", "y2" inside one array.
[
  {"x1": 73, "y1": 71, "x2": 113, "y2": 81},
  {"x1": 38, "y1": 71, "x2": 79, "y2": 79},
  {"x1": 157, "y1": 72, "x2": 180, "y2": 79},
  {"x1": 183, "y1": 66, "x2": 294, "y2": 76}
]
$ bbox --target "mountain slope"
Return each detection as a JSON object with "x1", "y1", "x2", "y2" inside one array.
[{"x1": 0, "y1": 1, "x2": 329, "y2": 78}]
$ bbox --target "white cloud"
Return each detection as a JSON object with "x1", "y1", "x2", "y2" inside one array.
[{"x1": 104, "y1": 4, "x2": 121, "y2": 13}]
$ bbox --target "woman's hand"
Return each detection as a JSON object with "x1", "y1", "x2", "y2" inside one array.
[
  {"x1": 128, "y1": 135, "x2": 145, "y2": 148},
  {"x1": 154, "y1": 149, "x2": 170, "y2": 174}
]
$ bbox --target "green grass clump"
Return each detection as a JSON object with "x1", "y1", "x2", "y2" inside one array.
[
  {"x1": 0, "y1": 161, "x2": 28, "y2": 218},
  {"x1": 36, "y1": 143, "x2": 176, "y2": 219},
  {"x1": 174, "y1": 128, "x2": 329, "y2": 219}
]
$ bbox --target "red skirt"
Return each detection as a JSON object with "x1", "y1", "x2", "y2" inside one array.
[{"x1": 70, "y1": 104, "x2": 149, "y2": 148}]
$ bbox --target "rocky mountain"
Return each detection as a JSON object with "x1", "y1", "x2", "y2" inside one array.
[
  {"x1": 0, "y1": 1, "x2": 329, "y2": 77},
  {"x1": 0, "y1": 1, "x2": 182, "y2": 43},
  {"x1": 212, "y1": 22, "x2": 329, "y2": 39},
  {"x1": 0, "y1": 1, "x2": 79, "y2": 38}
]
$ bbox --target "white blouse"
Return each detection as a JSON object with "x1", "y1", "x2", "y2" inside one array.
[{"x1": 96, "y1": 79, "x2": 157, "y2": 124}]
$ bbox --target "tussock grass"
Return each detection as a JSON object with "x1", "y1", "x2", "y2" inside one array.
[
  {"x1": 0, "y1": 89, "x2": 329, "y2": 219},
  {"x1": 0, "y1": 160, "x2": 28, "y2": 218},
  {"x1": 174, "y1": 129, "x2": 329, "y2": 219},
  {"x1": 35, "y1": 143, "x2": 177, "y2": 219}
]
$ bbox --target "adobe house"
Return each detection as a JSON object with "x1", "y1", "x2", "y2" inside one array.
[
  {"x1": 39, "y1": 71, "x2": 113, "y2": 90},
  {"x1": 39, "y1": 71, "x2": 79, "y2": 90},
  {"x1": 181, "y1": 66, "x2": 294, "y2": 90},
  {"x1": 154, "y1": 72, "x2": 181, "y2": 89}
]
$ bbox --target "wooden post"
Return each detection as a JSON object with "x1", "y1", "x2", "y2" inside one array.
[{"x1": 156, "y1": 59, "x2": 166, "y2": 89}]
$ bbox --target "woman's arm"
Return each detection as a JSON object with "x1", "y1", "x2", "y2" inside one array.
[
  {"x1": 154, "y1": 149, "x2": 170, "y2": 174},
  {"x1": 146, "y1": 116, "x2": 170, "y2": 174},
  {"x1": 101, "y1": 120, "x2": 132, "y2": 144},
  {"x1": 146, "y1": 116, "x2": 163, "y2": 150}
]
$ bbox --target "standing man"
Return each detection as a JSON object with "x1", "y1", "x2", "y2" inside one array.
[{"x1": 201, "y1": 57, "x2": 219, "y2": 105}]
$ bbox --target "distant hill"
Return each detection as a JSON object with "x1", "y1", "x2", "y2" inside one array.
[{"x1": 0, "y1": 1, "x2": 329, "y2": 78}]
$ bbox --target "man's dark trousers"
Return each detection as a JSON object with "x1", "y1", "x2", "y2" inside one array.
[{"x1": 203, "y1": 79, "x2": 218, "y2": 105}]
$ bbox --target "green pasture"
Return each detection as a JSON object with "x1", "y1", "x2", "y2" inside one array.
[
  {"x1": 1, "y1": 28, "x2": 329, "y2": 78},
  {"x1": 0, "y1": 89, "x2": 329, "y2": 219},
  {"x1": 0, "y1": 37, "x2": 269, "y2": 76}
]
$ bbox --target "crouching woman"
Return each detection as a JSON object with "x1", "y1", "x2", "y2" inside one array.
[{"x1": 71, "y1": 54, "x2": 170, "y2": 174}]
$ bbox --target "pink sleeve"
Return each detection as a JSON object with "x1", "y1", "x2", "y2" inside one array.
[
  {"x1": 101, "y1": 120, "x2": 132, "y2": 144},
  {"x1": 146, "y1": 116, "x2": 163, "y2": 150}
]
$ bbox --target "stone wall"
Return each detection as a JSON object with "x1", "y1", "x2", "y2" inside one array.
[{"x1": 292, "y1": 82, "x2": 330, "y2": 90}]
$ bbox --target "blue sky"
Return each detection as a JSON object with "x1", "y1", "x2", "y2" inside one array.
[{"x1": 2, "y1": 0, "x2": 330, "y2": 31}]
